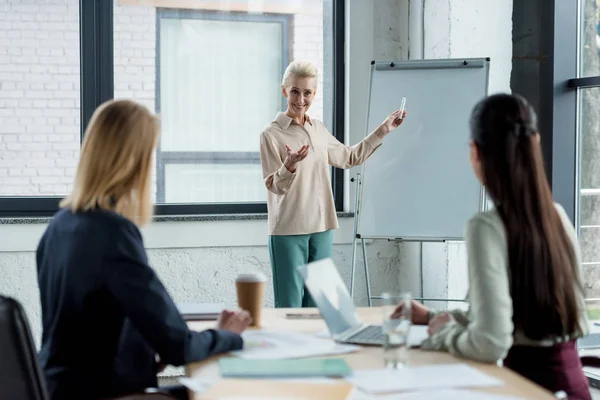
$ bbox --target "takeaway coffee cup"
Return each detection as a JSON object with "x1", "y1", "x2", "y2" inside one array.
[{"x1": 235, "y1": 272, "x2": 266, "y2": 327}]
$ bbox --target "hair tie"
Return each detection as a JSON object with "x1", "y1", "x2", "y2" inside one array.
[{"x1": 513, "y1": 122, "x2": 533, "y2": 139}]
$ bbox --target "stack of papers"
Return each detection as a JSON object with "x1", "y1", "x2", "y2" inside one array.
[
  {"x1": 234, "y1": 329, "x2": 359, "y2": 359},
  {"x1": 346, "y1": 364, "x2": 503, "y2": 394},
  {"x1": 177, "y1": 303, "x2": 224, "y2": 321}
]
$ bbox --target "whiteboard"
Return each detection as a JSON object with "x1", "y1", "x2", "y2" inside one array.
[{"x1": 357, "y1": 59, "x2": 489, "y2": 240}]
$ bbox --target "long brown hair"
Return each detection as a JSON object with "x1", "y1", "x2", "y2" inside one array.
[
  {"x1": 470, "y1": 93, "x2": 582, "y2": 340},
  {"x1": 61, "y1": 99, "x2": 159, "y2": 226}
]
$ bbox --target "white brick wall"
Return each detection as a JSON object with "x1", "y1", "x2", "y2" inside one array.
[
  {"x1": 0, "y1": 0, "x2": 80, "y2": 196},
  {"x1": 114, "y1": 1, "x2": 155, "y2": 112},
  {"x1": 293, "y1": 9, "x2": 325, "y2": 121},
  {"x1": 1, "y1": 0, "x2": 326, "y2": 199}
]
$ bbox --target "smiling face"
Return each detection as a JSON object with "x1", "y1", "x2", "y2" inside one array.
[{"x1": 282, "y1": 74, "x2": 317, "y2": 121}]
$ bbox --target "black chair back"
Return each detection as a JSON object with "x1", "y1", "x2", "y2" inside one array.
[{"x1": 0, "y1": 295, "x2": 48, "y2": 400}]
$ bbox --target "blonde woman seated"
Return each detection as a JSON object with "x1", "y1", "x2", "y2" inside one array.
[
  {"x1": 401, "y1": 94, "x2": 591, "y2": 399},
  {"x1": 36, "y1": 100, "x2": 251, "y2": 400}
]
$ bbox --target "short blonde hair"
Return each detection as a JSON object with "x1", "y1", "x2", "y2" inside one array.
[
  {"x1": 61, "y1": 99, "x2": 159, "y2": 226},
  {"x1": 281, "y1": 60, "x2": 318, "y2": 87}
]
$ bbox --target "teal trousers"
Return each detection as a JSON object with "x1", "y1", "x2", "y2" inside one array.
[{"x1": 269, "y1": 230, "x2": 333, "y2": 308}]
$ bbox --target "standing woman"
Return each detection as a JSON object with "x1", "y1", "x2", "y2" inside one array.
[
  {"x1": 37, "y1": 100, "x2": 251, "y2": 400},
  {"x1": 260, "y1": 60, "x2": 407, "y2": 308},
  {"x1": 405, "y1": 94, "x2": 590, "y2": 399}
]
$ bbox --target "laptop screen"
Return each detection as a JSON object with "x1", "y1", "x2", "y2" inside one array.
[{"x1": 297, "y1": 258, "x2": 363, "y2": 336}]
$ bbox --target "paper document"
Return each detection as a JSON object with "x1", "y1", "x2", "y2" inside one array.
[
  {"x1": 407, "y1": 325, "x2": 428, "y2": 347},
  {"x1": 179, "y1": 377, "x2": 216, "y2": 394},
  {"x1": 346, "y1": 363, "x2": 503, "y2": 394},
  {"x1": 234, "y1": 329, "x2": 360, "y2": 359}
]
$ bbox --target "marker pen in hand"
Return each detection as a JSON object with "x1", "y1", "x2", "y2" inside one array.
[{"x1": 398, "y1": 96, "x2": 407, "y2": 119}]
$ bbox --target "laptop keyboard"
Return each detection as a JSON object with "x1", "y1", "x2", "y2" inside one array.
[
  {"x1": 578, "y1": 333, "x2": 600, "y2": 349},
  {"x1": 347, "y1": 325, "x2": 384, "y2": 344}
]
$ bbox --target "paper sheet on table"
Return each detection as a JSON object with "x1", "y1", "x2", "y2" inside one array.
[
  {"x1": 233, "y1": 329, "x2": 360, "y2": 359},
  {"x1": 346, "y1": 363, "x2": 503, "y2": 394},
  {"x1": 406, "y1": 325, "x2": 428, "y2": 347},
  {"x1": 179, "y1": 376, "x2": 216, "y2": 393},
  {"x1": 350, "y1": 389, "x2": 522, "y2": 400},
  {"x1": 315, "y1": 325, "x2": 429, "y2": 347}
]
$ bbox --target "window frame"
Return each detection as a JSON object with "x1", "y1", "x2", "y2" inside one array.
[
  {"x1": 0, "y1": 0, "x2": 114, "y2": 217},
  {"x1": 0, "y1": 0, "x2": 346, "y2": 217},
  {"x1": 511, "y1": 0, "x2": 579, "y2": 223},
  {"x1": 548, "y1": 0, "x2": 579, "y2": 224},
  {"x1": 154, "y1": 9, "x2": 290, "y2": 206},
  {"x1": 565, "y1": 0, "x2": 600, "y2": 233}
]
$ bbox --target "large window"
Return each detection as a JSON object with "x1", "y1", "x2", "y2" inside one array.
[
  {"x1": 0, "y1": 0, "x2": 343, "y2": 216},
  {"x1": 0, "y1": 0, "x2": 80, "y2": 198},
  {"x1": 113, "y1": 0, "x2": 340, "y2": 214},
  {"x1": 156, "y1": 11, "x2": 288, "y2": 203},
  {"x1": 575, "y1": 0, "x2": 600, "y2": 300},
  {"x1": 577, "y1": 0, "x2": 600, "y2": 298}
]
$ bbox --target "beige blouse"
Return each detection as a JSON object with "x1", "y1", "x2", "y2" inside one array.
[
  {"x1": 421, "y1": 204, "x2": 589, "y2": 363},
  {"x1": 259, "y1": 112, "x2": 382, "y2": 236}
]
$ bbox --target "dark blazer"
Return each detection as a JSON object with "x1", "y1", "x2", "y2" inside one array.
[{"x1": 36, "y1": 208, "x2": 242, "y2": 400}]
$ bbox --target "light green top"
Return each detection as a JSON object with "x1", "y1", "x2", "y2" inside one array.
[{"x1": 421, "y1": 204, "x2": 589, "y2": 363}]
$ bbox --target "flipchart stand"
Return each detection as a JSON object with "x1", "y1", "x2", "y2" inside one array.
[
  {"x1": 348, "y1": 58, "x2": 490, "y2": 306},
  {"x1": 349, "y1": 173, "x2": 475, "y2": 306}
]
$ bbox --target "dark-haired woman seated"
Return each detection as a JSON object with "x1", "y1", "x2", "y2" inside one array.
[{"x1": 403, "y1": 94, "x2": 591, "y2": 399}]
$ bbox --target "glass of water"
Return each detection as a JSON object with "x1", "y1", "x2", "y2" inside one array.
[{"x1": 381, "y1": 292, "x2": 412, "y2": 368}]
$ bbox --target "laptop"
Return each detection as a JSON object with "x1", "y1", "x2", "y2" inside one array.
[
  {"x1": 578, "y1": 332, "x2": 600, "y2": 350},
  {"x1": 176, "y1": 303, "x2": 224, "y2": 321},
  {"x1": 297, "y1": 258, "x2": 428, "y2": 347}
]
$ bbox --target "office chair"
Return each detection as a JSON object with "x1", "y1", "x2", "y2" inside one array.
[{"x1": 0, "y1": 295, "x2": 49, "y2": 400}]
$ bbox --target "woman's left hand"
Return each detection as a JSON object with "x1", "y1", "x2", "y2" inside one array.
[
  {"x1": 383, "y1": 109, "x2": 407, "y2": 131},
  {"x1": 427, "y1": 312, "x2": 454, "y2": 336},
  {"x1": 377, "y1": 110, "x2": 407, "y2": 139}
]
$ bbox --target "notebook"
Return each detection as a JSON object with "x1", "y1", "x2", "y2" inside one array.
[
  {"x1": 177, "y1": 303, "x2": 224, "y2": 321},
  {"x1": 219, "y1": 358, "x2": 352, "y2": 378},
  {"x1": 198, "y1": 379, "x2": 354, "y2": 400}
]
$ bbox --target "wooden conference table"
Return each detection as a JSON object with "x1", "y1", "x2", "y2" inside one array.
[{"x1": 185, "y1": 307, "x2": 555, "y2": 399}]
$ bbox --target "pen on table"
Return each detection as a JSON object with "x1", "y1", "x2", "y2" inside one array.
[{"x1": 285, "y1": 313, "x2": 322, "y2": 319}]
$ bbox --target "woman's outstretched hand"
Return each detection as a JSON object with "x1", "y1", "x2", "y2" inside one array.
[
  {"x1": 283, "y1": 144, "x2": 310, "y2": 173},
  {"x1": 377, "y1": 109, "x2": 408, "y2": 139}
]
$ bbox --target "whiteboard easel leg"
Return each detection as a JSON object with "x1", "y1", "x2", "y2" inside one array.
[
  {"x1": 350, "y1": 173, "x2": 362, "y2": 300},
  {"x1": 350, "y1": 236, "x2": 358, "y2": 298},
  {"x1": 420, "y1": 242, "x2": 424, "y2": 299},
  {"x1": 361, "y1": 238, "x2": 372, "y2": 307}
]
